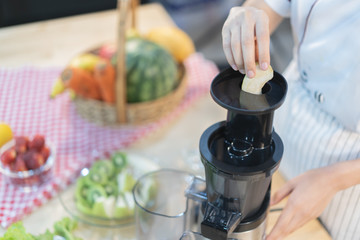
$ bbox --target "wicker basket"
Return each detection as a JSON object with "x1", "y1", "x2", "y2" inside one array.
[
  {"x1": 73, "y1": 65, "x2": 187, "y2": 125},
  {"x1": 72, "y1": 0, "x2": 187, "y2": 125}
]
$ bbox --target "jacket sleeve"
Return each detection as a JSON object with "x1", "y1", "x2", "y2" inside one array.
[{"x1": 264, "y1": 0, "x2": 291, "y2": 17}]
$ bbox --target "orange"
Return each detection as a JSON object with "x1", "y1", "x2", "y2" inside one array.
[
  {"x1": 146, "y1": 26, "x2": 195, "y2": 63},
  {"x1": 0, "y1": 123, "x2": 13, "y2": 148}
]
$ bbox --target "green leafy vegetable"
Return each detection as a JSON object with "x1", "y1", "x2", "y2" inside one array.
[
  {"x1": 0, "y1": 222, "x2": 35, "y2": 240},
  {"x1": 0, "y1": 217, "x2": 81, "y2": 240},
  {"x1": 53, "y1": 217, "x2": 81, "y2": 240}
]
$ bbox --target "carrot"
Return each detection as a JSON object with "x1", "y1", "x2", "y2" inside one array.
[
  {"x1": 94, "y1": 60, "x2": 116, "y2": 103},
  {"x1": 61, "y1": 67, "x2": 102, "y2": 100}
]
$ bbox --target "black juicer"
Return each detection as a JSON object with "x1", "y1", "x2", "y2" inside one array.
[{"x1": 199, "y1": 67, "x2": 287, "y2": 239}]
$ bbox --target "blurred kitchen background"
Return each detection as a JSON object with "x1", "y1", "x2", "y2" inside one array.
[{"x1": 0, "y1": 0, "x2": 293, "y2": 72}]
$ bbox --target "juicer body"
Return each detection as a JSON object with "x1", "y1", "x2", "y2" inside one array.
[{"x1": 198, "y1": 68, "x2": 287, "y2": 239}]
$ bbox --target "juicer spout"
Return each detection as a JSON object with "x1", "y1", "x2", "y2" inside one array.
[{"x1": 201, "y1": 203, "x2": 242, "y2": 240}]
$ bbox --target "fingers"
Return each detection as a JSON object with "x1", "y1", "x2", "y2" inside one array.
[
  {"x1": 267, "y1": 197, "x2": 312, "y2": 240},
  {"x1": 223, "y1": 26, "x2": 245, "y2": 73},
  {"x1": 255, "y1": 11, "x2": 270, "y2": 70},
  {"x1": 222, "y1": 7, "x2": 270, "y2": 77},
  {"x1": 270, "y1": 181, "x2": 294, "y2": 206},
  {"x1": 231, "y1": 27, "x2": 245, "y2": 74},
  {"x1": 266, "y1": 207, "x2": 291, "y2": 240},
  {"x1": 222, "y1": 28, "x2": 238, "y2": 71},
  {"x1": 241, "y1": 17, "x2": 256, "y2": 78},
  {"x1": 267, "y1": 202, "x2": 296, "y2": 240}
]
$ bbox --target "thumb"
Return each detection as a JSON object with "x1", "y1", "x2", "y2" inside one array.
[{"x1": 271, "y1": 182, "x2": 294, "y2": 206}]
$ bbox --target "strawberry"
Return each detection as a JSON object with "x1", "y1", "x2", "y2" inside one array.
[
  {"x1": 1, "y1": 148, "x2": 16, "y2": 165},
  {"x1": 13, "y1": 156, "x2": 28, "y2": 172},
  {"x1": 41, "y1": 146, "x2": 51, "y2": 161},
  {"x1": 24, "y1": 151, "x2": 45, "y2": 170},
  {"x1": 15, "y1": 136, "x2": 30, "y2": 154},
  {"x1": 29, "y1": 135, "x2": 45, "y2": 152}
]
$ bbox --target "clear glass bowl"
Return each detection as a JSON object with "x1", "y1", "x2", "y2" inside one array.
[
  {"x1": 59, "y1": 183, "x2": 135, "y2": 228},
  {"x1": 58, "y1": 153, "x2": 159, "y2": 231},
  {"x1": 0, "y1": 139, "x2": 55, "y2": 192}
]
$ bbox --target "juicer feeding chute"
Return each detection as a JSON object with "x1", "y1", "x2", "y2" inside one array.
[{"x1": 198, "y1": 67, "x2": 287, "y2": 239}]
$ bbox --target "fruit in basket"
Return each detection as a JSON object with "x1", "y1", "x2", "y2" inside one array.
[
  {"x1": 69, "y1": 53, "x2": 102, "y2": 72},
  {"x1": 50, "y1": 77, "x2": 66, "y2": 99},
  {"x1": 126, "y1": 27, "x2": 141, "y2": 39},
  {"x1": 0, "y1": 123, "x2": 13, "y2": 148},
  {"x1": 61, "y1": 67, "x2": 102, "y2": 100},
  {"x1": 52, "y1": 35, "x2": 179, "y2": 104},
  {"x1": 94, "y1": 59, "x2": 116, "y2": 103},
  {"x1": 97, "y1": 29, "x2": 140, "y2": 60},
  {"x1": 146, "y1": 26, "x2": 195, "y2": 63},
  {"x1": 98, "y1": 43, "x2": 116, "y2": 59},
  {"x1": 124, "y1": 38, "x2": 178, "y2": 103}
]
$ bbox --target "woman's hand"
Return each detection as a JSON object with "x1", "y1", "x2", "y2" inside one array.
[
  {"x1": 222, "y1": 6, "x2": 270, "y2": 77},
  {"x1": 222, "y1": 0, "x2": 283, "y2": 77},
  {"x1": 267, "y1": 167, "x2": 339, "y2": 240}
]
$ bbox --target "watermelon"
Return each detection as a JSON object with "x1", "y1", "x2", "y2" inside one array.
[{"x1": 113, "y1": 38, "x2": 178, "y2": 103}]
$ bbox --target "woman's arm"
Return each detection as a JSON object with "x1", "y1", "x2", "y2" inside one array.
[
  {"x1": 222, "y1": 0, "x2": 283, "y2": 77},
  {"x1": 267, "y1": 158, "x2": 360, "y2": 240}
]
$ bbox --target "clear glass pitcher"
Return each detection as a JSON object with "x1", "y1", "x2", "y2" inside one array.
[{"x1": 132, "y1": 169, "x2": 207, "y2": 240}]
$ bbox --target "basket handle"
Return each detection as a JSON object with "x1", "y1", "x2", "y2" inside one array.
[
  {"x1": 131, "y1": 0, "x2": 139, "y2": 29},
  {"x1": 115, "y1": 0, "x2": 128, "y2": 123},
  {"x1": 116, "y1": 0, "x2": 138, "y2": 123}
]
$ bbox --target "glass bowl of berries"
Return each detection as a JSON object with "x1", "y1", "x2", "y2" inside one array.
[{"x1": 0, "y1": 135, "x2": 55, "y2": 192}]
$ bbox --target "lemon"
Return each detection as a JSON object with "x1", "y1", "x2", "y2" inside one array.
[
  {"x1": 241, "y1": 64, "x2": 274, "y2": 95},
  {"x1": 146, "y1": 26, "x2": 195, "y2": 63},
  {"x1": 0, "y1": 123, "x2": 13, "y2": 148}
]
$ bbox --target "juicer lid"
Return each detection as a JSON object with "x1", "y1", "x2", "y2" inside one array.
[{"x1": 211, "y1": 67, "x2": 287, "y2": 115}]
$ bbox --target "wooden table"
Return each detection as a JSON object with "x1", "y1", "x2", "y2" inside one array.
[{"x1": 0, "y1": 3, "x2": 331, "y2": 239}]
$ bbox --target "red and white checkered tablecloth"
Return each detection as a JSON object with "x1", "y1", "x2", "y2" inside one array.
[{"x1": 0, "y1": 53, "x2": 219, "y2": 228}]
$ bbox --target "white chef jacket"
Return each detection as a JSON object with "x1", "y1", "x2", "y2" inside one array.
[
  {"x1": 266, "y1": 0, "x2": 360, "y2": 133},
  {"x1": 264, "y1": 1, "x2": 360, "y2": 239}
]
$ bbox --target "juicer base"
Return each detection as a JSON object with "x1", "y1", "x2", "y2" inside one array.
[{"x1": 228, "y1": 219, "x2": 266, "y2": 240}]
